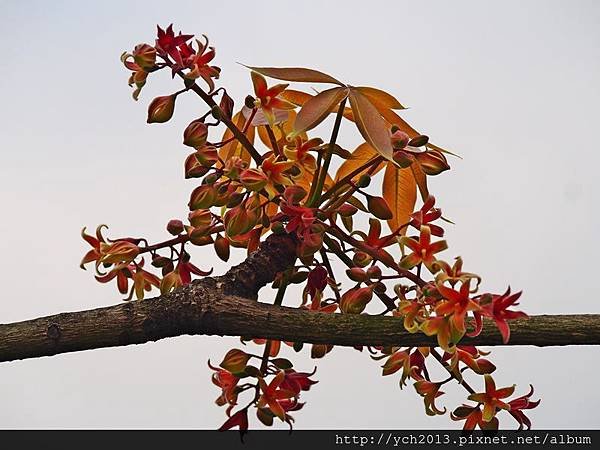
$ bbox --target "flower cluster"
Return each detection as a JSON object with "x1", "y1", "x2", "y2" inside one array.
[{"x1": 81, "y1": 24, "x2": 538, "y2": 431}]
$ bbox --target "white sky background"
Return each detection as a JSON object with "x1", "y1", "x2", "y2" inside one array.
[{"x1": 0, "y1": 0, "x2": 599, "y2": 429}]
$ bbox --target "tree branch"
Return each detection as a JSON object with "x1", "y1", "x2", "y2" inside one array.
[{"x1": 1, "y1": 234, "x2": 599, "y2": 363}]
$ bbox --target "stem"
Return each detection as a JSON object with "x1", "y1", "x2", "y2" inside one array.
[
  {"x1": 264, "y1": 125, "x2": 281, "y2": 157},
  {"x1": 307, "y1": 99, "x2": 347, "y2": 207},
  {"x1": 430, "y1": 348, "x2": 475, "y2": 395},
  {"x1": 321, "y1": 155, "x2": 384, "y2": 203}
]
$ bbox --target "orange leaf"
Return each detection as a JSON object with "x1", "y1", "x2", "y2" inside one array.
[
  {"x1": 410, "y1": 160, "x2": 429, "y2": 200},
  {"x1": 348, "y1": 87, "x2": 394, "y2": 161},
  {"x1": 279, "y1": 89, "x2": 313, "y2": 107},
  {"x1": 382, "y1": 162, "x2": 417, "y2": 234},
  {"x1": 356, "y1": 86, "x2": 405, "y2": 110},
  {"x1": 292, "y1": 87, "x2": 349, "y2": 136},
  {"x1": 218, "y1": 111, "x2": 255, "y2": 163},
  {"x1": 244, "y1": 65, "x2": 344, "y2": 85},
  {"x1": 335, "y1": 142, "x2": 386, "y2": 182}
]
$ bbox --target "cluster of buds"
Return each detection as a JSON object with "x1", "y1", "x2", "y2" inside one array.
[{"x1": 81, "y1": 24, "x2": 538, "y2": 431}]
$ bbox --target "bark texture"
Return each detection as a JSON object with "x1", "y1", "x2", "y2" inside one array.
[{"x1": 1, "y1": 234, "x2": 599, "y2": 363}]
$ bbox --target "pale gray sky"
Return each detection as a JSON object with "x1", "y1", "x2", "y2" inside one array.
[{"x1": 0, "y1": 0, "x2": 599, "y2": 429}]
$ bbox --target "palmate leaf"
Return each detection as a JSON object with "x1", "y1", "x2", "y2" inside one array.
[
  {"x1": 355, "y1": 86, "x2": 406, "y2": 110},
  {"x1": 335, "y1": 142, "x2": 386, "y2": 182},
  {"x1": 382, "y1": 162, "x2": 417, "y2": 234},
  {"x1": 348, "y1": 87, "x2": 394, "y2": 161},
  {"x1": 292, "y1": 87, "x2": 349, "y2": 136},
  {"x1": 243, "y1": 65, "x2": 344, "y2": 86}
]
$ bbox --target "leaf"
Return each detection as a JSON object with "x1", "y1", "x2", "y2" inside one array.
[
  {"x1": 218, "y1": 111, "x2": 255, "y2": 164},
  {"x1": 279, "y1": 89, "x2": 313, "y2": 107},
  {"x1": 244, "y1": 65, "x2": 344, "y2": 85},
  {"x1": 348, "y1": 87, "x2": 394, "y2": 161},
  {"x1": 335, "y1": 142, "x2": 386, "y2": 182},
  {"x1": 356, "y1": 86, "x2": 405, "y2": 110},
  {"x1": 410, "y1": 160, "x2": 429, "y2": 200},
  {"x1": 292, "y1": 87, "x2": 348, "y2": 136},
  {"x1": 383, "y1": 162, "x2": 417, "y2": 234}
]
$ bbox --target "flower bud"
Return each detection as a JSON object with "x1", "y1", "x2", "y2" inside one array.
[
  {"x1": 391, "y1": 130, "x2": 410, "y2": 150},
  {"x1": 133, "y1": 43, "x2": 156, "y2": 70},
  {"x1": 367, "y1": 265, "x2": 382, "y2": 279},
  {"x1": 353, "y1": 251, "x2": 372, "y2": 268},
  {"x1": 408, "y1": 134, "x2": 429, "y2": 147},
  {"x1": 245, "y1": 95, "x2": 256, "y2": 109},
  {"x1": 392, "y1": 149, "x2": 414, "y2": 168},
  {"x1": 214, "y1": 235, "x2": 230, "y2": 262},
  {"x1": 340, "y1": 286, "x2": 373, "y2": 314},
  {"x1": 346, "y1": 267, "x2": 368, "y2": 282},
  {"x1": 415, "y1": 150, "x2": 450, "y2": 176},
  {"x1": 224, "y1": 204, "x2": 259, "y2": 237},
  {"x1": 338, "y1": 203, "x2": 358, "y2": 217},
  {"x1": 147, "y1": 95, "x2": 176, "y2": 124},
  {"x1": 357, "y1": 174, "x2": 371, "y2": 188},
  {"x1": 188, "y1": 209, "x2": 212, "y2": 228},
  {"x1": 219, "y1": 92, "x2": 235, "y2": 120},
  {"x1": 151, "y1": 255, "x2": 172, "y2": 268},
  {"x1": 226, "y1": 193, "x2": 244, "y2": 208},
  {"x1": 219, "y1": 349, "x2": 249, "y2": 375},
  {"x1": 184, "y1": 152, "x2": 210, "y2": 179},
  {"x1": 189, "y1": 185, "x2": 217, "y2": 210},
  {"x1": 367, "y1": 196, "x2": 393, "y2": 220},
  {"x1": 166, "y1": 219, "x2": 184, "y2": 235},
  {"x1": 195, "y1": 146, "x2": 219, "y2": 167},
  {"x1": 239, "y1": 168, "x2": 268, "y2": 192},
  {"x1": 183, "y1": 119, "x2": 208, "y2": 148}
]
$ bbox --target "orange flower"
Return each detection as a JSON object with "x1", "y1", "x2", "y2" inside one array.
[
  {"x1": 467, "y1": 374, "x2": 515, "y2": 422},
  {"x1": 260, "y1": 155, "x2": 294, "y2": 198},
  {"x1": 251, "y1": 72, "x2": 295, "y2": 125},
  {"x1": 399, "y1": 225, "x2": 448, "y2": 272}
]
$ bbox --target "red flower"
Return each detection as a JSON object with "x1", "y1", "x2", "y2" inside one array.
[
  {"x1": 467, "y1": 374, "x2": 515, "y2": 423},
  {"x1": 413, "y1": 380, "x2": 446, "y2": 416},
  {"x1": 251, "y1": 72, "x2": 295, "y2": 125},
  {"x1": 399, "y1": 225, "x2": 448, "y2": 272},
  {"x1": 507, "y1": 385, "x2": 540, "y2": 430},
  {"x1": 451, "y1": 404, "x2": 498, "y2": 430},
  {"x1": 155, "y1": 24, "x2": 193, "y2": 69},
  {"x1": 410, "y1": 195, "x2": 444, "y2": 237},
  {"x1": 258, "y1": 371, "x2": 296, "y2": 420},
  {"x1": 480, "y1": 287, "x2": 528, "y2": 344},
  {"x1": 280, "y1": 369, "x2": 318, "y2": 396},
  {"x1": 435, "y1": 279, "x2": 481, "y2": 335}
]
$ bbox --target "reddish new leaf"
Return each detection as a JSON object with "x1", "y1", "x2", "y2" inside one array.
[
  {"x1": 382, "y1": 162, "x2": 417, "y2": 234},
  {"x1": 292, "y1": 87, "x2": 349, "y2": 136},
  {"x1": 356, "y1": 86, "x2": 405, "y2": 110},
  {"x1": 244, "y1": 65, "x2": 344, "y2": 85},
  {"x1": 348, "y1": 87, "x2": 394, "y2": 161},
  {"x1": 335, "y1": 142, "x2": 386, "y2": 182}
]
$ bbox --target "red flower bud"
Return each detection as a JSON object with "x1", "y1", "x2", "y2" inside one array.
[
  {"x1": 240, "y1": 168, "x2": 268, "y2": 192},
  {"x1": 224, "y1": 204, "x2": 259, "y2": 237},
  {"x1": 352, "y1": 251, "x2": 372, "y2": 267},
  {"x1": 214, "y1": 235, "x2": 230, "y2": 262},
  {"x1": 338, "y1": 203, "x2": 358, "y2": 217},
  {"x1": 166, "y1": 219, "x2": 184, "y2": 235},
  {"x1": 391, "y1": 130, "x2": 410, "y2": 150},
  {"x1": 132, "y1": 43, "x2": 156, "y2": 70},
  {"x1": 219, "y1": 349, "x2": 250, "y2": 375},
  {"x1": 147, "y1": 95, "x2": 176, "y2": 124},
  {"x1": 188, "y1": 209, "x2": 212, "y2": 228},
  {"x1": 184, "y1": 152, "x2": 210, "y2": 179},
  {"x1": 367, "y1": 265, "x2": 382, "y2": 279},
  {"x1": 340, "y1": 286, "x2": 373, "y2": 314},
  {"x1": 189, "y1": 185, "x2": 217, "y2": 210},
  {"x1": 392, "y1": 149, "x2": 415, "y2": 168},
  {"x1": 183, "y1": 119, "x2": 209, "y2": 148},
  {"x1": 415, "y1": 150, "x2": 450, "y2": 176},
  {"x1": 367, "y1": 196, "x2": 393, "y2": 220},
  {"x1": 346, "y1": 267, "x2": 368, "y2": 282}
]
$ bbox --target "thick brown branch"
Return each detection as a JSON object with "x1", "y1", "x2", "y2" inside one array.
[
  {"x1": 1, "y1": 233, "x2": 599, "y2": 363},
  {"x1": 1, "y1": 292, "x2": 599, "y2": 363}
]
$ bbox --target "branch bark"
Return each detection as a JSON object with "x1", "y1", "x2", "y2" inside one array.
[{"x1": 1, "y1": 234, "x2": 599, "y2": 363}]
